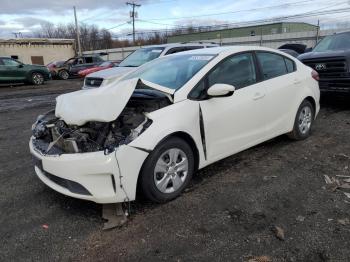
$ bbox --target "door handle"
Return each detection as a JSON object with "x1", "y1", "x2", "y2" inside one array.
[{"x1": 253, "y1": 92, "x2": 265, "y2": 100}]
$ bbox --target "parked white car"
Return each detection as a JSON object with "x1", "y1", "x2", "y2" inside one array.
[
  {"x1": 82, "y1": 42, "x2": 218, "y2": 89},
  {"x1": 30, "y1": 46, "x2": 320, "y2": 204}
]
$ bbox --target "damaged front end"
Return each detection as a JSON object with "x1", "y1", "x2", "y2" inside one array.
[{"x1": 31, "y1": 80, "x2": 172, "y2": 155}]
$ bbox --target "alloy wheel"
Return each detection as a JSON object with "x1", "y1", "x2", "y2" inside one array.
[
  {"x1": 59, "y1": 70, "x2": 69, "y2": 80},
  {"x1": 32, "y1": 73, "x2": 44, "y2": 85}
]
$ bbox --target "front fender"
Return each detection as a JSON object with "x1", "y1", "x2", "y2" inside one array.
[{"x1": 129, "y1": 100, "x2": 206, "y2": 167}]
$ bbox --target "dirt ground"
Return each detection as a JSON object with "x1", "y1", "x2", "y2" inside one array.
[{"x1": 0, "y1": 79, "x2": 349, "y2": 262}]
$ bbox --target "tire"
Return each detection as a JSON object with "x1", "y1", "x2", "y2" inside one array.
[
  {"x1": 58, "y1": 70, "x2": 69, "y2": 80},
  {"x1": 31, "y1": 72, "x2": 44, "y2": 85},
  {"x1": 139, "y1": 137, "x2": 194, "y2": 203},
  {"x1": 288, "y1": 99, "x2": 315, "y2": 140}
]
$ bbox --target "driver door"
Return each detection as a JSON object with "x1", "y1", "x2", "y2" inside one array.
[{"x1": 197, "y1": 52, "x2": 268, "y2": 162}]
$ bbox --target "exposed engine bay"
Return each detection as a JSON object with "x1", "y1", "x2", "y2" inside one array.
[{"x1": 32, "y1": 89, "x2": 171, "y2": 155}]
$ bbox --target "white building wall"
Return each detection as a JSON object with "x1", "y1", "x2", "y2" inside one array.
[{"x1": 0, "y1": 40, "x2": 75, "y2": 65}]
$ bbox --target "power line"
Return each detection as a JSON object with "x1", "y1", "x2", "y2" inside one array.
[
  {"x1": 79, "y1": 0, "x2": 315, "y2": 26},
  {"x1": 111, "y1": 7, "x2": 350, "y2": 38},
  {"x1": 105, "y1": 22, "x2": 129, "y2": 31},
  {"x1": 142, "y1": 0, "x2": 318, "y2": 21},
  {"x1": 142, "y1": 0, "x2": 178, "y2": 6}
]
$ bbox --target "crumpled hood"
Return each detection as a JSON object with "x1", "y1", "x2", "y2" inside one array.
[
  {"x1": 87, "y1": 66, "x2": 135, "y2": 79},
  {"x1": 55, "y1": 78, "x2": 175, "y2": 126}
]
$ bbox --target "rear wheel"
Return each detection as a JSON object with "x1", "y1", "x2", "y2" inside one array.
[
  {"x1": 140, "y1": 137, "x2": 194, "y2": 203},
  {"x1": 58, "y1": 70, "x2": 69, "y2": 80},
  {"x1": 288, "y1": 100, "x2": 314, "y2": 140},
  {"x1": 31, "y1": 72, "x2": 44, "y2": 85}
]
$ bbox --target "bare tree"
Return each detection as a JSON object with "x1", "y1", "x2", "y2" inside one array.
[{"x1": 34, "y1": 22, "x2": 205, "y2": 50}]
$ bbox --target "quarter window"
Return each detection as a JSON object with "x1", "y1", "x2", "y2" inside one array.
[
  {"x1": 208, "y1": 53, "x2": 257, "y2": 89},
  {"x1": 284, "y1": 57, "x2": 295, "y2": 73},
  {"x1": 257, "y1": 52, "x2": 288, "y2": 80}
]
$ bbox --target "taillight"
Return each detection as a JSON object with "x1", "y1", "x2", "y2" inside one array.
[{"x1": 311, "y1": 70, "x2": 319, "y2": 81}]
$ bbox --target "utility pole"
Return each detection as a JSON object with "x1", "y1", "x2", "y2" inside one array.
[
  {"x1": 126, "y1": 2, "x2": 141, "y2": 45},
  {"x1": 73, "y1": 6, "x2": 82, "y2": 57},
  {"x1": 315, "y1": 19, "x2": 320, "y2": 45}
]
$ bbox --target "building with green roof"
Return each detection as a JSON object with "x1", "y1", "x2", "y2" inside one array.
[{"x1": 167, "y1": 22, "x2": 318, "y2": 43}]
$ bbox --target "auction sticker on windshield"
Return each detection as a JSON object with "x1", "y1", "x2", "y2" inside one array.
[
  {"x1": 189, "y1": 56, "x2": 214, "y2": 61},
  {"x1": 151, "y1": 50, "x2": 163, "y2": 53}
]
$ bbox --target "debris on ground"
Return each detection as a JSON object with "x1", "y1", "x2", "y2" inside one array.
[
  {"x1": 42, "y1": 224, "x2": 49, "y2": 229},
  {"x1": 272, "y1": 226, "x2": 285, "y2": 241},
  {"x1": 263, "y1": 175, "x2": 277, "y2": 181},
  {"x1": 334, "y1": 153, "x2": 350, "y2": 160},
  {"x1": 296, "y1": 215, "x2": 305, "y2": 222},
  {"x1": 102, "y1": 203, "x2": 128, "y2": 230},
  {"x1": 324, "y1": 175, "x2": 350, "y2": 194},
  {"x1": 247, "y1": 255, "x2": 272, "y2": 262},
  {"x1": 337, "y1": 218, "x2": 350, "y2": 225},
  {"x1": 344, "y1": 192, "x2": 350, "y2": 199}
]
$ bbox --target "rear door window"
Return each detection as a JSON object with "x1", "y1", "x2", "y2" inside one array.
[
  {"x1": 256, "y1": 52, "x2": 288, "y2": 80},
  {"x1": 85, "y1": 57, "x2": 93, "y2": 64}
]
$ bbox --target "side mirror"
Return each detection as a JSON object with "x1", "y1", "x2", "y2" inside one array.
[
  {"x1": 207, "y1": 83, "x2": 235, "y2": 97},
  {"x1": 18, "y1": 64, "x2": 24, "y2": 68}
]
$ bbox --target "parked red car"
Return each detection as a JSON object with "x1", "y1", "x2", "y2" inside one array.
[{"x1": 78, "y1": 61, "x2": 118, "y2": 78}]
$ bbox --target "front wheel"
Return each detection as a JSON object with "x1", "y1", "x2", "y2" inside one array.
[
  {"x1": 58, "y1": 70, "x2": 69, "y2": 80},
  {"x1": 139, "y1": 137, "x2": 194, "y2": 203},
  {"x1": 288, "y1": 100, "x2": 315, "y2": 140},
  {"x1": 31, "y1": 72, "x2": 44, "y2": 85}
]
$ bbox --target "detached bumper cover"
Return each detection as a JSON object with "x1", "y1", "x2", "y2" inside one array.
[{"x1": 29, "y1": 137, "x2": 149, "y2": 203}]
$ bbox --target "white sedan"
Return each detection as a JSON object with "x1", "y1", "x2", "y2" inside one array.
[{"x1": 30, "y1": 46, "x2": 320, "y2": 204}]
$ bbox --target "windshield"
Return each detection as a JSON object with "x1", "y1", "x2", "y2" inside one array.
[
  {"x1": 99, "y1": 62, "x2": 112, "y2": 67},
  {"x1": 119, "y1": 47, "x2": 165, "y2": 67},
  {"x1": 65, "y1": 58, "x2": 76, "y2": 65},
  {"x1": 123, "y1": 54, "x2": 215, "y2": 90},
  {"x1": 313, "y1": 33, "x2": 350, "y2": 52}
]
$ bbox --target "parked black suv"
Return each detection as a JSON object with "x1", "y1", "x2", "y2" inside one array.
[{"x1": 298, "y1": 31, "x2": 350, "y2": 93}]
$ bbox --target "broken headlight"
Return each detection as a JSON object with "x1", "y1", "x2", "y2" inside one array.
[{"x1": 104, "y1": 116, "x2": 152, "y2": 154}]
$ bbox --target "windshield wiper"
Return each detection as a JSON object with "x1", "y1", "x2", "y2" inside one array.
[{"x1": 123, "y1": 65, "x2": 138, "y2": 67}]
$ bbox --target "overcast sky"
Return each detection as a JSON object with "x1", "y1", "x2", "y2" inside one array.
[{"x1": 0, "y1": 0, "x2": 349, "y2": 38}]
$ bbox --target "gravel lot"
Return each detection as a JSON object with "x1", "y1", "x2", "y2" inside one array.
[{"x1": 0, "y1": 79, "x2": 349, "y2": 262}]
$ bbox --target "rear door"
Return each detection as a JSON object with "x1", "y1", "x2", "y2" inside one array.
[
  {"x1": 255, "y1": 51, "x2": 300, "y2": 136},
  {"x1": 197, "y1": 52, "x2": 268, "y2": 161},
  {"x1": 70, "y1": 57, "x2": 93, "y2": 75}
]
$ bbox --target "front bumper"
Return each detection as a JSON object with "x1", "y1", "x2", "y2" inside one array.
[
  {"x1": 319, "y1": 78, "x2": 350, "y2": 93},
  {"x1": 29, "y1": 137, "x2": 149, "y2": 204}
]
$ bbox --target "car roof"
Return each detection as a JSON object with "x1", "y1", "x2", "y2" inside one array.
[
  {"x1": 332, "y1": 31, "x2": 350, "y2": 36},
  {"x1": 141, "y1": 42, "x2": 219, "y2": 49},
  {"x1": 169, "y1": 45, "x2": 278, "y2": 55}
]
